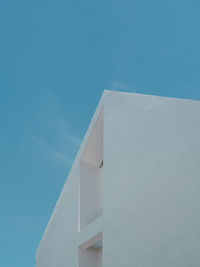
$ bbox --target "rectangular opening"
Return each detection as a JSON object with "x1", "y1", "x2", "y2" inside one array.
[
  {"x1": 79, "y1": 233, "x2": 102, "y2": 267},
  {"x1": 79, "y1": 109, "x2": 103, "y2": 229}
]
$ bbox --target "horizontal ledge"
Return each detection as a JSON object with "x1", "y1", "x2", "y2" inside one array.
[
  {"x1": 79, "y1": 232, "x2": 102, "y2": 249},
  {"x1": 78, "y1": 216, "x2": 103, "y2": 247}
]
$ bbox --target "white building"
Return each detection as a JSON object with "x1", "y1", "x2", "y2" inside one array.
[{"x1": 36, "y1": 90, "x2": 200, "y2": 267}]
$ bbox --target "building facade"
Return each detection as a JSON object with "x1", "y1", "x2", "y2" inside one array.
[{"x1": 36, "y1": 90, "x2": 200, "y2": 267}]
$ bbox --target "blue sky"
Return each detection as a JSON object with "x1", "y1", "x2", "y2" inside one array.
[{"x1": 1, "y1": 0, "x2": 200, "y2": 266}]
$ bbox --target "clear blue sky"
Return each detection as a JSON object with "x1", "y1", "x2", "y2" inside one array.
[{"x1": 1, "y1": 0, "x2": 200, "y2": 266}]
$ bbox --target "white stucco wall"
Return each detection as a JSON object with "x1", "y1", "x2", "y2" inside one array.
[
  {"x1": 103, "y1": 92, "x2": 200, "y2": 267},
  {"x1": 36, "y1": 164, "x2": 79, "y2": 267},
  {"x1": 36, "y1": 90, "x2": 200, "y2": 267}
]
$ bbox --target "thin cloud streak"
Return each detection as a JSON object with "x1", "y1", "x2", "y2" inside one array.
[
  {"x1": 61, "y1": 131, "x2": 81, "y2": 147},
  {"x1": 52, "y1": 152, "x2": 73, "y2": 165},
  {"x1": 29, "y1": 88, "x2": 81, "y2": 166},
  {"x1": 109, "y1": 81, "x2": 137, "y2": 92}
]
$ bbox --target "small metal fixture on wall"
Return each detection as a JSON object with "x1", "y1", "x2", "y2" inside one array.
[{"x1": 100, "y1": 160, "x2": 103, "y2": 168}]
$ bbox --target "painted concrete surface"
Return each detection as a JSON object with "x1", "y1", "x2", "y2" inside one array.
[
  {"x1": 36, "y1": 90, "x2": 200, "y2": 267},
  {"x1": 36, "y1": 164, "x2": 79, "y2": 267},
  {"x1": 104, "y1": 92, "x2": 200, "y2": 267}
]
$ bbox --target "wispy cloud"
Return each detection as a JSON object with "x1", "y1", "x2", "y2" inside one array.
[
  {"x1": 28, "y1": 87, "x2": 81, "y2": 167},
  {"x1": 109, "y1": 81, "x2": 137, "y2": 92},
  {"x1": 61, "y1": 130, "x2": 81, "y2": 147},
  {"x1": 52, "y1": 152, "x2": 73, "y2": 165},
  {"x1": 30, "y1": 134, "x2": 74, "y2": 166}
]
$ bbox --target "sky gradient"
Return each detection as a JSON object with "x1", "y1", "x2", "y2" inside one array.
[{"x1": 1, "y1": 0, "x2": 200, "y2": 266}]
